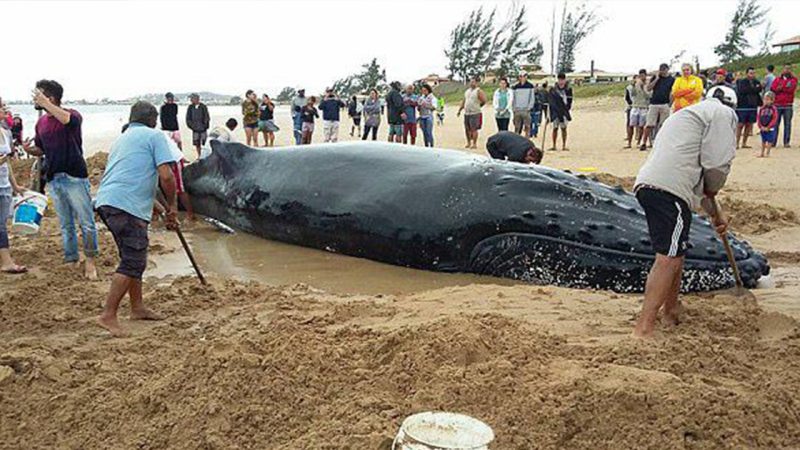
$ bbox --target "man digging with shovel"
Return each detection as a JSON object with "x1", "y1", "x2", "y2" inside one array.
[
  {"x1": 632, "y1": 86, "x2": 738, "y2": 339},
  {"x1": 94, "y1": 101, "x2": 179, "y2": 336}
]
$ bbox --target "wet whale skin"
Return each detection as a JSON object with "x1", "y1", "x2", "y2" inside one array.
[{"x1": 183, "y1": 141, "x2": 769, "y2": 293}]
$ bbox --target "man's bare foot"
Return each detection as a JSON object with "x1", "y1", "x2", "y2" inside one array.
[
  {"x1": 130, "y1": 308, "x2": 164, "y2": 321},
  {"x1": 742, "y1": 145, "x2": 751, "y2": 149},
  {"x1": 632, "y1": 317, "x2": 656, "y2": 339},
  {"x1": 561, "y1": 147, "x2": 570, "y2": 151},
  {"x1": 84, "y1": 260, "x2": 98, "y2": 281},
  {"x1": 547, "y1": 147, "x2": 557, "y2": 151},
  {"x1": 623, "y1": 144, "x2": 631, "y2": 149},
  {"x1": 662, "y1": 311, "x2": 680, "y2": 327},
  {"x1": 96, "y1": 315, "x2": 127, "y2": 337}
]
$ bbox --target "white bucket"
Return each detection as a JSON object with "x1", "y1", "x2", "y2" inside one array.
[
  {"x1": 11, "y1": 192, "x2": 48, "y2": 235},
  {"x1": 393, "y1": 412, "x2": 495, "y2": 450}
]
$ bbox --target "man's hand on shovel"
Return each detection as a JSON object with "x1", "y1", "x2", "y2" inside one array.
[{"x1": 704, "y1": 194, "x2": 752, "y2": 297}]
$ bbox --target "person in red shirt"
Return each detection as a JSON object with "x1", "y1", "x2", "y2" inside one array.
[{"x1": 770, "y1": 64, "x2": 797, "y2": 148}]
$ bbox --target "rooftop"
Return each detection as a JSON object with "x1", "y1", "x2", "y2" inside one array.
[{"x1": 773, "y1": 35, "x2": 800, "y2": 47}]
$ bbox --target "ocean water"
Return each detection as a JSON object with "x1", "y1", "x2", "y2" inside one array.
[{"x1": 8, "y1": 103, "x2": 290, "y2": 155}]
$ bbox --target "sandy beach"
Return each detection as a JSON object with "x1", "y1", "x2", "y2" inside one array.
[{"x1": 2, "y1": 97, "x2": 800, "y2": 448}]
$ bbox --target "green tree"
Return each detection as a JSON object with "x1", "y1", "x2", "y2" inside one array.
[
  {"x1": 444, "y1": 7, "x2": 497, "y2": 82},
  {"x1": 713, "y1": 0, "x2": 769, "y2": 64},
  {"x1": 555, "y1": 2, "x2": 601, "y2": 74},
  {"x1": 495, "y1": 4, "x2": 544, "y2": 78},
  {"x1": 330, "y1": 58, "x2": 388, "y2": 96},
  {"x1": 357, "y1": 58, "x2": 387, "y2": 92},
  {"x1": 276, "y1": 86, "x2": 296, "y2": 102}
]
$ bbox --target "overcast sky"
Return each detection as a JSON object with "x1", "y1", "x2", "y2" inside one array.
[{"x1": 3, "y1": 0, "x2": 798, "y2": 101}]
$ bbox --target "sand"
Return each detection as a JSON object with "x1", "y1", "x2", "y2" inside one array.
[{"x1": 1, "y1": 98, "x2": 799, "y2": 449}]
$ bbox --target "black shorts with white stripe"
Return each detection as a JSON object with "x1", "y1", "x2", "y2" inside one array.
[{"x1": 636, "y1": 187, "x2": 692, "y2": 258}]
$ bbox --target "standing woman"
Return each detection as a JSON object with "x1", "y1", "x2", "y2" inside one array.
[
  {"x1": 300, "y1": 96, "x2": 319, "y2": 145},
  {"x1": 0, "y1": 100, "x2": 27, "y2": 274},
  {"x1": 258, "y1": 94, "x2": 279, "y2": 147},
  {"x1": 417, "y1": 84, "x2": 437, "y2": 147},
  {"x1": 362, "y1": 89, "x2": 381, "y2": 141},
  {"x1": 493, "y1": 78, "x2": 512, "y2": 131},
  {"x1": 242, "y1": 90, "x2": 260, "y2": 146}
]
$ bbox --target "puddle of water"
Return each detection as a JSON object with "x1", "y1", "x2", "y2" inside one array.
[{"x1": 148, "y1": 228, "x2": 520, "y2": 295}]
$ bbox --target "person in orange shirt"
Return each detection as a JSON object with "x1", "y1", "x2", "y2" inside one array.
[{"x1": 671, "y1": 63, "x2": 704, "y2": 112}]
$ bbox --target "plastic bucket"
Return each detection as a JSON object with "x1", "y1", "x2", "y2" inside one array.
[
  {"x1": 393, "y1": 412, "x2": 495, "y2": 450},
  {"x1": 12, "y1": 192, "x2": 48, "y2": 235}
]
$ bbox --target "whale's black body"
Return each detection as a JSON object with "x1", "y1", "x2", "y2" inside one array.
[{"x1": 184, "y1": 141, "x2": 769, "y2": 293}]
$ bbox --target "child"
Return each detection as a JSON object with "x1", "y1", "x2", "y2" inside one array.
[
  {"x1": 300, "y1": 96, "x2": 318, "y2": 145},
  {"x1": 757, "y1": 91, "x2": 778, "y2": 158}
]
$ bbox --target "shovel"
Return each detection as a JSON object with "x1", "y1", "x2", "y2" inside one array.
[{"x1": 709, "y1": 197, "x2": 751, "y2": 298}]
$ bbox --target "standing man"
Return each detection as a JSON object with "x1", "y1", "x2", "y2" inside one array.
[
  {"x1": 185, "y1": 93, "x2": 210, "y2": 158},
  {"x1": 548, "y1": 73, "x2": 573, "y2": 151},
  {"x1": 385, "y1": 82, "x2": 405, "y2": 143},
  {"x1": 457, "y1": 76, "x2": 487, "y2": 150},
  {"x1": 771, "y1": 64, "x2": 797, "y2": 148},
  {"x1": 632, "y1": 86, "x2": 737, "y2": 338},
  {"x1": 160, "y1": 92, "x2": 181, "y2": 149},
  {"x1": 22, "y1": 80, "x2": 98, "y2": 279},
  {"x1": 95, "y1": 101, "x2": 178, "y2": 336},
  {"x1": 318, "y1": 88, "x2": 346, "y2": 143},
  {"x1": 487, "y1": 131, "x2": 543, "y2": 164},
  {"x1": 627, "y1": 69, "x2": 651, "y2": 149},
  {"x1": 735, "y1": 67, "x2": 762, "y2": 149},
  {"x1": 348, "y1": 95, "x2": 362, "y2": 137},
  {"x1": 511, "y1": 72, "x2": 536, "y2": 136},
  {"x1": 762, "y1": 64, "x2": 776, "y2": 96},
  {"x1": 641, "y1": 63, "x2": 674, "y2": 151},
  {"x1": 671, "y1": 63, "x2": 704, "y2": 112},
  {"x1": 291, "y1": 89, "x2": 307, "y2": 145},
  {"x1": 401, "y1": 84, "x2": 419, "y2": 145}
]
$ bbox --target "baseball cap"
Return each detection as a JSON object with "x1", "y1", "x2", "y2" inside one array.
[{"x1": 716, "y1": 68, "x2": 727, "y2": 76}]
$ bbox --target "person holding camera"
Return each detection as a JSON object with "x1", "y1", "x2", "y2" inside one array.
[
  {"x1": 640, "y1": 63, "x2": 674, "y2": 151},
  {"x1": 22, "y1": 80, "x2": 99, "y2": 280},
  {"x1": 318, "y1": 88, "x2": 346, "y2": 143}
]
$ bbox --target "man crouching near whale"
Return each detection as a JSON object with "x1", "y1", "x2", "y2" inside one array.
[
  {"x1": 95, "y1": 101, "x2": 179, "y2": 336},
  {"x1": 486, "y1": 131, "x2": 543, "y2": 164},
  {"x1": 633, "y1": 86, "x2": 738, "y2": 338}
]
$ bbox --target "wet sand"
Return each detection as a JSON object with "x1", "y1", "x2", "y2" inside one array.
[{"x1": 2, "y1": 98, "x2": 800, "y2": 448}]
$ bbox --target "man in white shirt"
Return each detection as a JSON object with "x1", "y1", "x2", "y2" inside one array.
[{"x1": 632, "y1": 86, "x2": 737, "y2": 338}]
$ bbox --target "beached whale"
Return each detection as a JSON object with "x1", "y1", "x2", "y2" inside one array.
[{"x1": 183, "y1": 141, "x2": 769, "y2": 293}]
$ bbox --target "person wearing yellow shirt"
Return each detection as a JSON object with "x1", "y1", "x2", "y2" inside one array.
[{"x1": 671, "y1": 63, "x2": 704, "y2": 112}]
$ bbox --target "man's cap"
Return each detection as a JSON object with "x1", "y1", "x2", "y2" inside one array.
[
  {"x1": 716, "y1": 68, "x2": 727, "y2": 76},
  {"x1": 518, "y1": 71, "x2": 528, "y2": 77},
  {"x1": 325, "y1": 87, "x2": 333, "y2": 92},
  {"x1": 706, "y1": 85, "x2": 737, "y2": 108},
  {"x1": 165, "y1": 92, "x2": 174, "y2": 99},
  {"x1": 297, "y1": 87, "x2": 305, "y2": 92}
]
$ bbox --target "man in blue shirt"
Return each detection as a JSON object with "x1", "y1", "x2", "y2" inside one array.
[
  {"x1": 318, "y1": 88, "x2": 346, "y2": 143},
  {"x1": 95, "y1": 101, "x2": 178, "y2": 336}
]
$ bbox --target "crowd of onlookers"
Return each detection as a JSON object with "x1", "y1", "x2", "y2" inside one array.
[{"x1": 624, "y1": 62, "x2": 797, "y2": 157}]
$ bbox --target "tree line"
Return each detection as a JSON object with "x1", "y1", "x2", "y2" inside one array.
[{"x1": 269, "y1": 0, "x2": 778, "y2": 99}]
